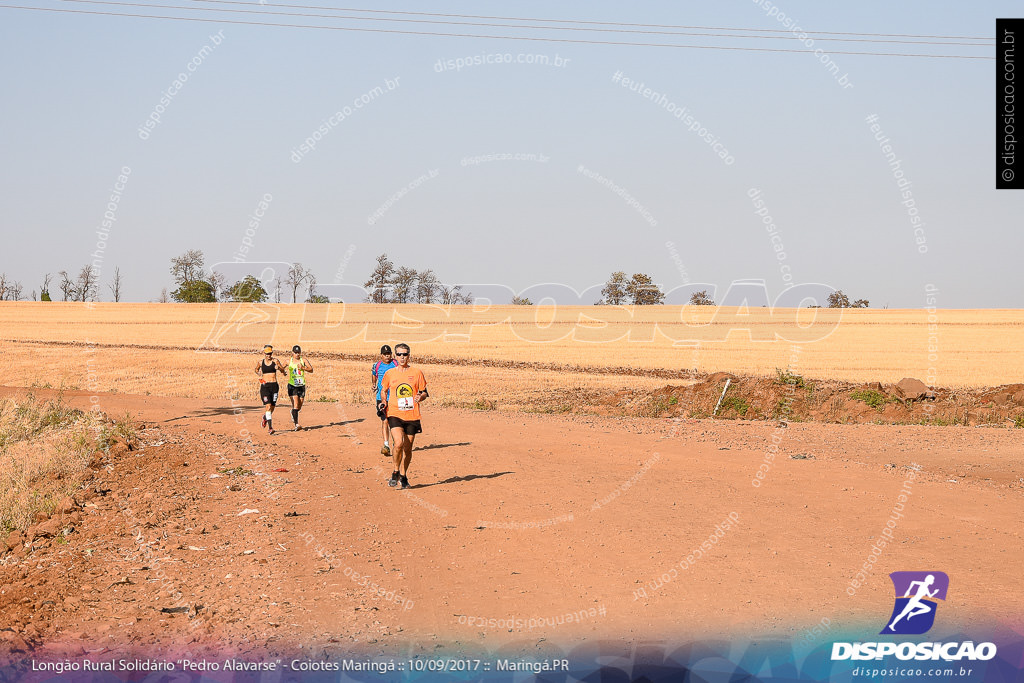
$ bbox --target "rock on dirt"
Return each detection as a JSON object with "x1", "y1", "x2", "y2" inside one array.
[{"x1": 894, "y1": 377, "x2": 930, "y2": 400}]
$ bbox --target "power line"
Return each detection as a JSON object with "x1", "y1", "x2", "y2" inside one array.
[
  {"x1": 188, "y1": 0, "x2": 994, "y2": 42},
  {"x1": 0, "y1": 3, "x2": 996, "y2": 59},
  {"x1": 50, "y1": 0, "x2": 971, "y2": 47}
]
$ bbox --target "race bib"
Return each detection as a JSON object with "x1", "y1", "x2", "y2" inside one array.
[
  {"x1": 396, "y1": 383, "x2": 415, "y2": 410},
  {"x1": 293, "y1": 375, "x2": 304, "y2": 386}
]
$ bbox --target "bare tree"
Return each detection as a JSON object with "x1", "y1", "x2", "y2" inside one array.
[
  {"x1": 208, "y1": 270, "x2": 226, "y2": 301},
  {"x1": 390, "y1": 267, "x2": 417, "y2": 303},
  {"x1": 285, "y1": 263, "x2": 312, "y2": 303},
  {"x1": 440, "y1": 285, "x2": 473, "y2": 305},
  {"x1": 170, "y1": 250, "x2": 206, "y2": 287},
  {"x1": 76, "y1": 265, "x2": 99, "y2": 302},
  {"x1": 158, "y1": 287, "x2": 169, "y2": 303},
  {"x1": 363, "y1": 254, "x2": 394, "y2": 304},
  {"x1": 272, "y1": 275, "x2": 283, "y2": 303},
  {"x1": 439, "y1": 284, "x2": 460, "y2": 306},
  {"x1": 8, "y1": 281, "x2": 23, "y2": 301},
  {"x1": 31, "y1": 290, "x2": 38, "y2": 301},
  {"x1": 58, "y1": 271, "x2": 74, "y2": 301},
  {"x1": 306, "y1": 273, "x2": 318, "y2": 301},
  {"x1": 0, "y1": 273, "x2": 7, "y2": 301},
  {"x1": 415, "y1": 269, "x2": 440, "y2": 303},
  {"x1": 108, "y1": 267, "x2": 124, "y2": 302},
  {"x1": 39, "y1": 273, "x2": 52, "y2": 301}
]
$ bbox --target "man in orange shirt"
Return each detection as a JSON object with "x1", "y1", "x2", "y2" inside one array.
[{"x1": 378, "y1": 343, "x2": 428, "y2": 489}]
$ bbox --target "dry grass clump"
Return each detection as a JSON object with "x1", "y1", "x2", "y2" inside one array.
[{"x1": 0, "y1": 394, "x2": 136, "y2": 536}]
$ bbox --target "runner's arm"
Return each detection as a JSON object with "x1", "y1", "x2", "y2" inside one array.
[{"x1": 303, "y1": 359, "x2": 313, "y2": 372}]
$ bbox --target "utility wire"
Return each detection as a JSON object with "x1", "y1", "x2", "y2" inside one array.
[
  {"x1": 187, "y1": 0, "x2": 994, "y2": 42},
  {"x1": 50, "y1": 0, "x2": 970, "y2": 47},
  {"x1": 0, "y1": 2, "x2": 996, "y2": 59}
]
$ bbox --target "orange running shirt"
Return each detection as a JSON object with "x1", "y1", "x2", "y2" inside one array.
[{"x1": 381, "y1": 366, "x2": 427, "y2": 421}]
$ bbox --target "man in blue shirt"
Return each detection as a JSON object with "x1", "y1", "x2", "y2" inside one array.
[{"x1": 371, "y1": 345, "x2": 397, "y2": 455}]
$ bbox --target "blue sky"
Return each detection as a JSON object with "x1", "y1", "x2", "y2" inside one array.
[{"x1": 0, "y1": 1, "x2": 1018, "y2": 306}]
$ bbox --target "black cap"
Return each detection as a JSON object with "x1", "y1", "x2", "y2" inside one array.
[
  {"x1": 380, "y1": 345, "x2": 392, "y2": 354},
  {"x1": 292, "y1": 345, "x2": 301, "y2": 353}
]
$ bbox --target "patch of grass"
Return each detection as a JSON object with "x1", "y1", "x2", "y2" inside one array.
[
  {"x1": 825, "y1": 396, "x2": 846, "y2": 422},
  {"x1": 772, "y1": 397, "x2": 795, "y2": 419},
  {"x1": 0, "y1": 391, "x2": 84, "y2": 450},
  {"x1": 850, "y1": 390, "x2": 888, "y2": 411},
  {"x1": 637, "y1": 396, "x2": 674, "y2": 418},
  {"x1": 524, "y1": 404, "x2": 572, "y2": 414},
  {"x1": 314, "y1": 395, "x2": 338, "y2": 403},
  {"x1": 1013, "y1": 415, "x2": 1024, "y2": 428},
  {"x1": 218, "y1": 466, "x2": 255, "y2": 476},
  {"x1": 472, "y1": 399, "x2": 497, "y2": 411},
  {"x1": 775, "y1": 368, "x2": 805, "y2": 388},
  {"x1": 719, "y1": 396, "x2": 749, "y2": 417},
  {"x1": 98, "y1": 412, "x2": 140, "y2": 451},
  {"x1": 0, "y1": 394, "x2": 96, "y2": 535}
]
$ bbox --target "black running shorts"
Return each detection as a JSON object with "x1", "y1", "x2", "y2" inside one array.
[
  {"x1": 387, "y1": 416, "x2": 422, "y2": 435},
  {"x1": 260, "y1": 382, "x2": 279, "y2": 405},
  {"x1": 287, "y1": 384, "x2": 306, "y2": 399}
]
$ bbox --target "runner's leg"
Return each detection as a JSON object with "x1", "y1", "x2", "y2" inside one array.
[
  {"x1": 401, "y1": 433, "x2": 415, "y2": 476},
  {"x1": 387, "y1": 423, "x2": 403, "y2": 483}
]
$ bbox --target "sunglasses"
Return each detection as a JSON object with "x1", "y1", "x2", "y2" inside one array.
[{"x1": 395, "y1": 352, "x2": 409, "y2": 357}]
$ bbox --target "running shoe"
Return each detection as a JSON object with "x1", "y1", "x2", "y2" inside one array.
[
  {"x1": 293, "y1": 423, "x2": 300, "y2": 431},
  {"x1": 381, "y1": 444, "x2": 391, "y2": 456},
  {"x1": 261, "y1": 415, "x2": 267, "y2": 428},
  {"x1": 268, "y1": 428, "x2": 275, "y2": 435},
  {"x1": 387, "y1": 471, "x2": 400, "y2": 487},
  {"x1": 400, "y1": 475, "x2": 410, "y2": 489}
]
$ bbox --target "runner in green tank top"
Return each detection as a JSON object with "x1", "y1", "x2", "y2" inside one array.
[{"x1": 286, "y1": 345, "x2": 313, "y2": 430}]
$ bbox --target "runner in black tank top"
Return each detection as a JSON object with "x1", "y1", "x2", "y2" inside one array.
[{"x1": 255, "y1": 345, "x2": 286, "y2": 434}]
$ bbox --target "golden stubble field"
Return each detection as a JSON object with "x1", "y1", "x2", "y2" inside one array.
[{"x1": 1, "y1": 303, "x2": 1022, "y2": 401}]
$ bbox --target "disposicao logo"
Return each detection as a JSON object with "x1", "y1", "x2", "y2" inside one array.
[
  {"x1": 881, "y1": 571, "x2": 948, "y2": 635},
  {"x1": 831, "y1": 571, "x2": 997, "y2": 663}
]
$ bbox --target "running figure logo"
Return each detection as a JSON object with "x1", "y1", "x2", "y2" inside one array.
[{"x1": 881, "y1": 571, "x2": 949, "y2": 635}]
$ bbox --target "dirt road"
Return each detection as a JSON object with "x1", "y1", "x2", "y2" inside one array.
[{"x1": 2, "y1": 386, "x2": 1022, "y2": 661}]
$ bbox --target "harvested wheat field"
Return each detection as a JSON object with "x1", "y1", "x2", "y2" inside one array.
[
  {"x1": 1, "y1": 302, "x2": 1023, "y2": 675},
  {"x1": 2, "y1": 302, "x2": 1023, "y2": 387}
]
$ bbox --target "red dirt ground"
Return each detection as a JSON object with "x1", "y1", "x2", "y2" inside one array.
[{"x1": 2, "y1": 386, "x2": 1023, "y2": 663}]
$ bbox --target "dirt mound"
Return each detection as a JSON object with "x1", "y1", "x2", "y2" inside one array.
[{"x1": 601, "y1": 375, "x2": 1024, "y2": 426}]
